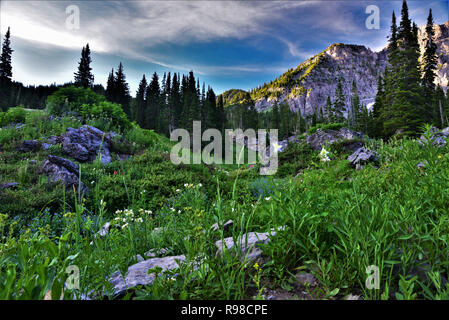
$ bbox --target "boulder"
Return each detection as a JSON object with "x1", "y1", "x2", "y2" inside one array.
[
  {"x1": 419, "y1": 127, "x2": 449, "y2": 147},
  {"x1": 306, "y1": 128, "x2": 363, "y2": 151},
  {"x1": 145, "y1": 248, "x2": 169, "y2": 258},
  {"x1": 210, "y1": 219, "x2": 234, "y2": 233},
  {"x1": 347, "y1": 147, "x2": 379, "y2": 168},
  {"x1": 18, "y1": 140, "x2": 41, "y2": 153},
  {"x1": 109, "y1": 255, "x2": 186, "y2": 296},
  {"x1": 0, "y1": 182, "x2": 19, "y2": 190},
  {"x1": 61, "y1": 126, "x2": 113, "y2": 165},
  {"x1": 295, "y1": 272, "x2": 318, "y2": 287},
  {"x1": 41, "y1": 155, "x2": 88, "y2": 194},
  {"x1": 215, "y1": 230, "x2": 277, "y2": 263}
]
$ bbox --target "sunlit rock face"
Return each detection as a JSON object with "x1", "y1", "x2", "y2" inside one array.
[{"x1": 251, "y1": 22, "x2": 448, "y2": 117}]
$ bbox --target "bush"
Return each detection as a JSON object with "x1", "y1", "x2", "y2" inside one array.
[
  {"x1": 308, "y1": 122, "x2": 345, "y2": 134},
  {"x1": 1, "y1": 107, "x2": 27, "y2": 126},
  {"x1": 82, "y1": 101, "x2": 131, "y2": 133},
  {"x1": 46, "y1": 86, "x2": 105, "y2": 116},
  {"x1": 46, "y1": 87, "x2": 131, "y2": 133}
]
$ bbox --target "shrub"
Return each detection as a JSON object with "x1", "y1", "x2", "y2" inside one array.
[
  {"x1": 82, "y1": 101, "x2": 131, "y2": 133},
  {"x1": 308, "y1": 122, "x2": 346, "y2": 134},
  {"x1": 1, "y1": 107, "x2": 27, "y2": 126},
  {"x1": 46, "y1": 86, "x2": 105, "y2": 116}
]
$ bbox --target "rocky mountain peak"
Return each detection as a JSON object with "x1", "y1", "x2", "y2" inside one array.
[{"x1": 248, "y1": 21, "x2": 448, "y2": 117}]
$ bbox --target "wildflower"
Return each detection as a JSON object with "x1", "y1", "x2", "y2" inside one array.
[
  {"x1": 198, "y1": 183, "x2": 202, "y2": 188},
  {"x1": 272, "y1": 142, "x2": 281, "y2": 153},
  {"x1": 176, "y1": 189, "x2": 181, "y2": 193},
  {"x1": 319, "y1": 147, "x2": 331, "y2": 162},
  {"x1": 265, "y1": 197, "x2": 271, "y2": 201},
  {"x1": 122, "y1": 223, "x2": 129, "y2": 229},
  {"x1": 438, "y1": 154, "x2": 443, "y2": 159},
  {"x1": 136, "y1": 218, "x2": 143, "y2": 223},
  {"x1": 170, "y1": 207, "x2": 175, "y2": 212}
]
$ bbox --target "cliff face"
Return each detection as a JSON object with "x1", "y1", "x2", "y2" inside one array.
[
  {"x1": 418, "y1": 21, "x2": 449, "y2": 90},
  {"x1": 249, "y1": 21, "x2": 449, "y2": 116}
]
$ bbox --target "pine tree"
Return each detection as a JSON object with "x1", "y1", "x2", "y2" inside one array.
[
  {"x1": 422, "y1": 9, "x2": 438, "y2": 124},
  {"x1": 381, "y1": 0, "x2": 424, "y2": 138},
  {"x1": 272, "y1": 102, "x2": 281, "y2": 132},
  {"x1": 216, "y1": 94, "x2": 225, "y2": 134},
  {"x1": 371, "y1": 74, "x2": 384, "y2": 138},
  {"x1": 105, "y1": 68, "x2": 115, "y2": 102},
  {"x1": 146, "y1": 72, "x2": 160, "y2": 131},
  {"x1": 114, "y1": 62, "x2": 131, "y2": 119},
  {"x1": 74, "y1": 44, "x2": 94, "y2": 88},
  {"x1": 0, "y1": 27, "x2": 13, "y2": 84},
  {"x1": 135, "y1": 74, "x2": 147, "y2": 128},
  {"x1": 324, "y1": 96, "x2": 332, "y2": 123},
  {"x1": 171, "y1": 73, "x2": 182, "y2": 129},
  {"x1": 434, "y1": 85, "x2": 446, "y2": 128},
  {"x1": 332, "y1": 78, "x2": 345, "y2": 122},
  {"x1": 350, "y1": 80, "x2": 361, "y2": 129},
  {"x1": 280, "y1": 102, "x2": 290, "y2": 138},
  {"x1": 0, "y1": 27, "x2": 13, "y2": 111}
]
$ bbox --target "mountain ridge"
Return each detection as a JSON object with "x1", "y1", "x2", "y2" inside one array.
[{"x1": 223, "y1": 21, "x2": 449, "y2": 117}]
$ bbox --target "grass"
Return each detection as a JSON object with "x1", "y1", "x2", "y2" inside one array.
[{"x1": 1, "y1": 109, "x2": 449, "y2": 300}]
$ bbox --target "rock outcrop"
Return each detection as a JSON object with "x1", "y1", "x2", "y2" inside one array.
[
  {"x1": 215, "y1": 230, "x2": 277, "y2": 263},
  {"x1": 229, "y1": 22, "x2": 448, "y2": 117},
  {"x1": 18, "y1": 140, "x2": 41, "y2": 153},
  {"x1": 306, "y1": 127, "x2": 363, "y2": 151},
  {"x1": 109, "y1": 255, "x2": 186, "y2": 296},
  {"x1": 61, "y1": 126, "x2": 113, "y2": 165},
  {"x1": 41, "y1": 155, "x2": 88, "y2": 194},
  {"x1": 419, "y1": 127, "x2": 449, "y2": 147},
  {"x1": 347, "y1": 147, "x2": 379, "y2": 169}
]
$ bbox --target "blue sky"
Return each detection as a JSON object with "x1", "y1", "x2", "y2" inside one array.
[{"x1": 1, "y1": 0, "x2": 448, "y2": 95}]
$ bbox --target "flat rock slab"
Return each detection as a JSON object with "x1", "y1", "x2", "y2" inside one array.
[
  {"x1": 215, "y1": 231, "x2": 276, "y2": 263},
  {"x1": 109, "y1": 255, "x2": 186, "y2": 296},
  {"x1": 0, "y1": 182, "x2": 19, "y2": 190}
]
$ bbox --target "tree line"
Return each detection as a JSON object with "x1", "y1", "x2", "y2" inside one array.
[{"x1": 371, "y1": 0, "x2": 448, "y2": 138}]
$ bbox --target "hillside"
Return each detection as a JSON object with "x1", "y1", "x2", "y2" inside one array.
[
  {"x1": 233, "y1": 21, "x2": 449, "y2": 116},
  {"x1": 4, "y1": 102, "x2": 449, "y2": 300},
  {"x1": 221, "y1": 89, "x2": 253, "y2": 107}
]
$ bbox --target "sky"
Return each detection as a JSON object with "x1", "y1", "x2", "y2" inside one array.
[{"x1": 0, "y1": 0, "x2": 448, "y2": 95}]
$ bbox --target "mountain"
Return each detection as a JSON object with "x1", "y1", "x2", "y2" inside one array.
[
  {"x1": 221, "y1": 89, "x2": 252, "y2": 107},
  {"x1": 234, "y1": 21, "x2": 449, "y2": 117}
]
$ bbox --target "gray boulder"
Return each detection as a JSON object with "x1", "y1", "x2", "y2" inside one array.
[
  {"x1": 61, "y1": 126, "x2": 113, "y2": 165},
  {"x1": 109, "y1": 255, "x2": 186, "y2": 296},
  {"x1": 295, "y1": 272, "x2": 318, "y2": 287},
  {"x1": 419, "y1": 127, "x2": 449, "y2": 148},
  {"x1": 347, "y1": 147, "x2": 379, "y2": 168},
  {"x1": 41, "y1": 155, "x2": 88, "y2": 194},
  {"x1": 210, "y1": 219, "x2": 234, "y2": 233},
  {"x1": 215, "y1": 230, "x2": 277, "y2": 263},
  {"x1": 0, "y1": 182, "x2": 19, "y2": 190},
  {"x1": 18, "y1": 140, "x2": 41, "y2": 153},
  {"x1": 306, "y1": 127, "x2": 363, "y2": 151}
]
